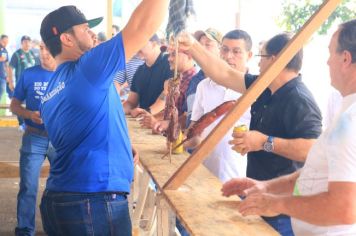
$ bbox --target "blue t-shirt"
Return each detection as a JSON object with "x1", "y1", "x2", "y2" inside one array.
[
  {"x1": 40, "y1": 33, "x2": 133, "y2": 193},
  {"x1": 13, "y1": 65, "x2": 53, "y2": 130},
  {"x1": 0, "y1": 45, "x2": 8, "y2": 79}
]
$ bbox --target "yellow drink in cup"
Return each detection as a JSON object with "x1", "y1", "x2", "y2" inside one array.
[
  {"x1": 233, "y1": 124, "x2": 248, "y2": 133},
  {"x1": 233, "y1": 124, "x2": 248, "y2": 153},
  {"x1": 172, "y1": 130, "x2": 184, "y2": 154}
]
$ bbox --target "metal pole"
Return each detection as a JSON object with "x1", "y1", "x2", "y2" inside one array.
[
  {"x1": 0, "y1": 0, "x2": 5, "y2": 34},
  {"x1": 107, "y1": 0, "x2": 113, "y2": 39}
]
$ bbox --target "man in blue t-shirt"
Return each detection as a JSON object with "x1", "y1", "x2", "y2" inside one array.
[
  {"x1": 38, "y1": 3, "x2": 167, "y2": 235},
  {"x1": 0, "y1": 34, "x2": 9, "y2": 101},
  {"x1": 10, "y1": 42, "x2": 56, "y2": 236}
]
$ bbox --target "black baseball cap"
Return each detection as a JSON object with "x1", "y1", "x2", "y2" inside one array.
[
  {"x1": 40, "y1": 5, "x2": 103, "y2": 43},
  {"x1": 21, "y1": 35, "x2": 31, "y2": 42}
]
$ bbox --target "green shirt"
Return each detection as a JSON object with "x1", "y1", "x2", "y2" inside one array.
[{"x1": 9, "y1": 49, "x2": 36, "y2": 82}]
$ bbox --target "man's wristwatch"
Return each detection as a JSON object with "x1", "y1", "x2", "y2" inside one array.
[{"x1": 263, "y1": 136, "x2": 274, "y2": 152}]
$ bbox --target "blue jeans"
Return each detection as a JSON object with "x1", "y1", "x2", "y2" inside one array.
[
  {"x1": 0, "y1": 78, "x2": 5, "y2": 101},
  {"x1": 15, "y1": 133, "x2": 55, "y2": 236},
  {"x1": 263, "y1": 215, "x2": 295, "y2": 236},
  {"x1": 40, "y1": 191, "x2": 132, "y2": 236}
]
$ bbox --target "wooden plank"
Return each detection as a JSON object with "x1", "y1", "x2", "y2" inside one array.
[
  {"x1": 128, "y1": 119, "x2": 278, "y2": 236},
  {"x1": 106, "y1": 0, "x2": 113, "y2": 39},
  {"x1": 132, "y1": 169, "x2": 150, "y2": 234},
  {"x1": 164, "y1": 0, "x2": 341, "y2": 190}
]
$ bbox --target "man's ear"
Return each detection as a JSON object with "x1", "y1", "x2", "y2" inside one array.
[
  {"x1": 60, "y1": 33, "x2": 74, "y2": 47},
  {"x1": 247, "y1": 51, "x2": 253, "y2": 61},
  {"x1": 342, "y1": 50, "x2": 352, "y2": 66}
]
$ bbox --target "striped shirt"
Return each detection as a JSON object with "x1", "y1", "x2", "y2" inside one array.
[{"x1": 113, "y1": 56, "x2": 144, "y2": 88}]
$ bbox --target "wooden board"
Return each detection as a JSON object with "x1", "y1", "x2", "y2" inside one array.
[
  {"x1": 164, "y1": 0, "x2": 342, "y2": 190},
  {"x1": 128, "y1": 118, "x2": 278, "y2": 236}
]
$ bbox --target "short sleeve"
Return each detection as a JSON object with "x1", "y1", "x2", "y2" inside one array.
[
  {"x1": 191, "y1": 82, "x2": 205, "y2": 121},
  {"x1": 327, "y1": 109, "x2": 356, "y2": 182},
  {"x1": 13, "y1": 71, "x2": 26, "y2": 101},
  {"x1": 9, "y1": 52, "x2": 18, "y2": 68},
  {"x1": 244, "y1": 73, "x2": 257, "y2": 89},
  {"x1": 78, "y1": 33, "x2": 126, "y2": 89},
  {"x1": 283, "y1": 94, "x2": 322, "y2": 139},
  {"x1": 113, "y1": 70, "x2": 126, "y2": 84},
  {"x1": 130, "y1": 66, "x2": 143, "y2": 93}
]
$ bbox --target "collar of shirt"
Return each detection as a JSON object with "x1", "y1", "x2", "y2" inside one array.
[
  {"x1": 272, "y1": 74, "x2": 302, "y2": 99},
  {"x1": 341, "y1": 93, "x2": 356, "y2": 113}
]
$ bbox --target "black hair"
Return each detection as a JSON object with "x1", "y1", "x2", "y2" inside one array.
[
  {"x1": 44, "y1": 28, "x2": 74, "y2": 58},
  {"x1": 337, "y1": 19, "x2": 356, "y2": 63},
  {"x1": 222, "y1": 29, "x2": 253, "y2": 51},
  {"x1": 265, "y1": 33, "x2": 303, "y2": 72}
]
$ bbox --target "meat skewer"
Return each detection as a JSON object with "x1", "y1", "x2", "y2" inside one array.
[{"x1": 161, "y1": 100, "x2": 236, "y2": 159}]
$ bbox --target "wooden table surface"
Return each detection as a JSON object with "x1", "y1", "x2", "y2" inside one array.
[{"x1": 127, "y1": 117, "x2": 278, "y2": 236}]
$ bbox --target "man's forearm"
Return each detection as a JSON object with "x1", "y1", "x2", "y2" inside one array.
[
  {"x1": 265, "y1": 170, "x2": 300, "y2": 194},
  {"x1": 6, "y1": 68, "x2": 13, "y2": 84},
  {"x1": 123, "y1": 101, "x2": 135, "y2": 114},
  {"x1": 122, "y1": 0, "x2": 168, "y2": 61},
  {"x1": 277, "y1": 191, "x2": 356, "y2": 226},
  {"x1": 149, "y1": 99, "x2": 165, "y2": 115},
  {"x1": 274, "y1": 137, "x2": 315, "y2": 162},
  {"x1": 10, "y1": 103, "x2": 31, "y2": 119}
]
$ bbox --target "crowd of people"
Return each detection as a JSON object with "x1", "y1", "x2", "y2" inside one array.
[{"x1": 0, "y1": 1, "x2": 355, "y2": 236}]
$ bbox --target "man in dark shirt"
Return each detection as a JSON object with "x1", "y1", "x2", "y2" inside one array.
[
  {"x1": 8, "y1": 35, "x2": 36, "y2": 97},
  {"x1": 123, "y1": 34, "x2": 173, "y2": 117},
  {"x1": 179, "y1": 32, "x2": 322, "y2": 236}
]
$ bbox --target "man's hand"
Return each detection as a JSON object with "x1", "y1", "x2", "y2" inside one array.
[
  {"x1": 139, "y1": 113, "x2": 157, "y2": 129},
  {"x1": 30, "y1": 111, "x2": 43, "y2": 124},
  {"x1": 130, "y1": 108, "x2": 149, "y2": 118},
  {"x1": 238, "y1": 192, "x2": 280, "y2": 217},
  {"x1": 8, "y1": 82, "x2": 14, "y2": 92},
  {"x1": 152, "y1": 120, "x2": 169, "y2": 134},
  {"x1": 221, "y1": 177, "x2": 267, "y2": 197},
  {"x1": 177, "y1": 31, "x2": 196, "y2": 52},
  {"x1": 183, "y1": 135, "x2": 202, "y2": 149},
  {"x1": 132, "y1": 146, "x2": 139, "y2": 165},
  {"x1": 229, "y1": 130, "x2": 267, "y2": 155}
]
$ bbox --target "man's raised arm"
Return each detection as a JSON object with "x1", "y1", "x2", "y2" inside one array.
[{"x1": 122, "y1": 0, "x2": 168, "y2": 61}]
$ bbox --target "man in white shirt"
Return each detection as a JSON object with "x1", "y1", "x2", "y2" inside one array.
[
  {"x1": 186, "y1": 30, "x2": 252, "y2": 182},
  {"x1": 221, "y1": 19, "x2": 356, "y2": 236}
]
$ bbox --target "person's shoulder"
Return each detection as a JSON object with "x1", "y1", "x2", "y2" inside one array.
[
  {"x1": 245, "y1": 73, "x2": 258, "y2": 80},
  {"x1": 21, "y1": 65, "x2": 41, "y2": 76}
]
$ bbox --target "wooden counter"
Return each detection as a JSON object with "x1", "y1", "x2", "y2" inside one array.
[{"x1": 127, "y1": 117, "x2": 278, "y2": 236}]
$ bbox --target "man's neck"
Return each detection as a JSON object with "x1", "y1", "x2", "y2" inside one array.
[
  {"x1": 269, "y1": 70, "x2": 299, "y2": 94},
  {"x1": 55, "y1": 49, "x2": 83, "y2": 66},
  {"x1": 340, "y1": 69, "x2": 356, "y2": 97},
  {"x1": 145, "y1": 50, "x2": 160, "y2": 67},
  {"x1": 42, "y1": 63, "x2": 57, "y2": 72}
]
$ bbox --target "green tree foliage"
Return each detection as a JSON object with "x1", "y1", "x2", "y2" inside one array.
[{"x1": 277, "y1": 0, "x2": 356, "y2": 35}]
